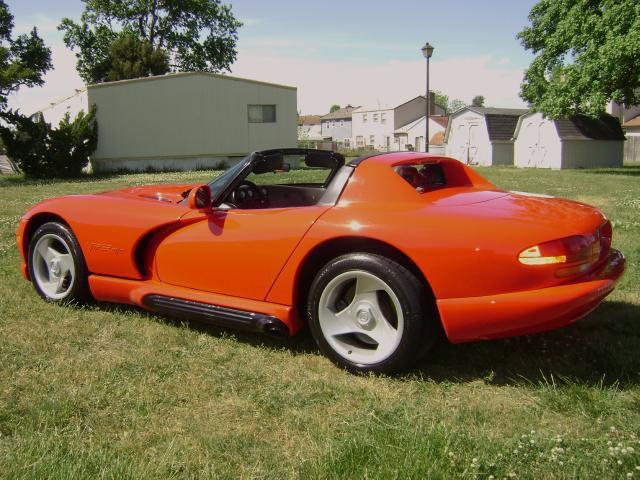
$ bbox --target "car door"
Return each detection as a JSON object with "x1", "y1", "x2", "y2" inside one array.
[{"x1": 154, "y1": 205, "x2": 330, "y2": 301}]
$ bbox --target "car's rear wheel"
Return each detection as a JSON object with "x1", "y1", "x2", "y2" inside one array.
[
  {"x1": 28, "y1": 222, "x2": 92, "y2": 303},
  {"x1": 307, "y1": 253, "x2": 435, "y2": 374}
]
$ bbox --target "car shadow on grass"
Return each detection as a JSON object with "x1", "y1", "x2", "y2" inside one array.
[
  {"x1": 576, "y1": 165, "x2": 640, "y2": 177},
  {"x1": 413, "y1": 300, "x2": 640, "y2": 389},
  {"x1": 97, "y1": 299, "x2": 639, "y2": 387}
]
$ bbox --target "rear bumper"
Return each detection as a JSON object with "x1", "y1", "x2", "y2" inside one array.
[{"x1": 437, "y1": 249, "x2": 625, "y2": 343}]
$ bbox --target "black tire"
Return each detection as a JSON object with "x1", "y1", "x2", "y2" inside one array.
[
  {"x1": 307, "y1": 253, "x2": 436, "y2": 374},
  {"x1": 28, "y1": 222, "x2": 92, "y2": 303}
]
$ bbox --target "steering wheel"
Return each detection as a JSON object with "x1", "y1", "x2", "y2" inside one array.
[{"x1": 230, "y1": 180, "x2": 267, "y2": 208}]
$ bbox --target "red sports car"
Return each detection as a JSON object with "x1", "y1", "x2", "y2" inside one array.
[{"x1": 16, "y1": 149, "x2": 625, "y2": 373}]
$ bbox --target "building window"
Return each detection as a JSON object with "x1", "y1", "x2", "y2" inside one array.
[
  {"x1": 381, "y1": 113, "x2": 387, "y2": 124},
  {"x1": 363, "y1": 114, "x2": 368, "y2": 123},
  {"x1": 331, "y1": 120, "x2": 335, "y2": 127},
  {"x1": 369, "y1": 135, "x2": 375, "y2": 145},
  {"x1": 356, "y1": 136, "x2": 364, "y2": 147},
  {"x1": 248, "y1": 105, "x2": 276, "y2": 123},
  {"x1": 344, "y1": 138, "x2": 350, "y2": 148},
  {"x1": 325, "y1": 122, "x2": 330, "y2": 129},
  {"x1": 340, "y1": 120, "x2": 344, "y2": 127},
  {"x1": 373, "y1": 113, "x2": 378, "y2": 123}
]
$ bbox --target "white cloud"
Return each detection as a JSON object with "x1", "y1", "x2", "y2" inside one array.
[{"x1": 230, "y1": 52, "x2": 526, "y2": 114}]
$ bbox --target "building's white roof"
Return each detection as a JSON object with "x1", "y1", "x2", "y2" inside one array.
[
  {"x1": 88, "y1": 71, "x2": 296, "y2": 91},
  {"x1": 353, "y1": 103, "x2": 395, "y2": 114}
]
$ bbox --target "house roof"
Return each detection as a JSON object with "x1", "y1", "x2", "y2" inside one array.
[
  {"x1": 321, "y1": 105, "x2": 359, "y2": 120},
  {"x1": 394, "y1": 115, "x2": 449, "y2": 134},
  {"x1": 298, "y1": 115, "x2": 321, "y2": 126},
  {"x1": 355, "y1": 95, "x2": 446, "y2": 115},
  {"x1": 432, "y1": 116, "x2": 449, "y2": 128},
  {"x1": 485, "y1": 114, "x2": 525, "y2": 141},
  {"x1": 466, "y1": 107, "x2": 529, "y2": 117},
  {"x1": 554, "y1": 114, "x2": 625, "y2": 140},
  {"x1": 622, "y1": 114, "x2": 640, "y2": 128}
]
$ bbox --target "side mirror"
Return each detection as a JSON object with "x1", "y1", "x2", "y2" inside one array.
[{"x1": 188, "y1": 184, "x2": 212, "y2": 211}]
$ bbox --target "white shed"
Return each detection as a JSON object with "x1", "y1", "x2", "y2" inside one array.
[
  {"x1": 87, "y1": 72, "x2": 297, "y2": 172},
  {"x1": 514, "y1": 112, "x2": 624, "y2": 169},
  {"x1": 444, "y1": 107, "x2": 527, "y2": 166}
]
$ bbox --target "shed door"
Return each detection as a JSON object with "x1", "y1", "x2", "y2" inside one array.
[
  {"x1": 526, "y1": 120, "x2": 548, "y2": 167},
  {"x1": 467, "y1": 124, "x2": 480, "y2": 165}
]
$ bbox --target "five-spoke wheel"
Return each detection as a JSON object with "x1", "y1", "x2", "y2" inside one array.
[
  {"x1": 308, "y1": 253, "x2": 436, "y2": 373},
  {"x1": 28, "y1": 222, "x2": 91, "y2": 303}
]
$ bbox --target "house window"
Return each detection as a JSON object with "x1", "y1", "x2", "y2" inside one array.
[
  {"x1": 381, "y1": 113, "x2": 387, "y2": 124},
  {"x1": 373, "y1": 113, "x2": 378, "y2": 123},
  {"x1": 248, "y1": 105, "x2": 276, "y2": 123},
  {"x1": 363, "y1": 114, "x2": 368, "y2": 123},
  {"x1": 344, "y1": 138, "x2": 350, "y2": 148},
  {"x1": 340, "y1": 120, "x2": 344, "y2": 127},
  {"x1": 369, "y1": 135, "x2": 375, "y2": 145},
  {"x1": 331, "y1": 120, "x2": 335, "y2": 127},
  {"x1": 356, "y1": 136, "x2": 364, "y2": 147},
  {"x1": 325, "y1": 122, "x2": 330, "y2": 129}
]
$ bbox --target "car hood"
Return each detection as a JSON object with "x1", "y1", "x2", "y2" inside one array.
[{"x1": 99, "y1": 183, "x2": 197, "y2": 203}]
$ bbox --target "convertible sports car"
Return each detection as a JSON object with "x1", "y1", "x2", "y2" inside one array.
[{"x1": 16, "y1": 149, "x2": 625, "y2": 373}]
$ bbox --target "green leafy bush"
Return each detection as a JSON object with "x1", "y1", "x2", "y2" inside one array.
[{"x1": 0, "y1": 106, "x2": 98, "y2": 178}]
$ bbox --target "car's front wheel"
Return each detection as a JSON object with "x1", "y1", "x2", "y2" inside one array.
[
  {"x1": 28, "y1": 222, "x2": 92, "y2": 303},
  {"x1": 307, "y1": 253, "x2": 435, "y2": 374}
]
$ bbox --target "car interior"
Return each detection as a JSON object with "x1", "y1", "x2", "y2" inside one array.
[
  {"x1": 393, "y1": 163, "x2": 447, "y2": 192},
  {"x1": 221, "y1": 151, "x2": 343, "y2": 210}
]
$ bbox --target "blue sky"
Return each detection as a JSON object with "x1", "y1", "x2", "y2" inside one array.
[{"x1": 7, "y1": 0, "x2": 539, "y2": 114}]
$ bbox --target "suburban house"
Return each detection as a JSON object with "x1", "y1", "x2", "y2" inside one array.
[
  {"x1": 393, "y1": 115, "x2": 449, "y2": 154},
  {"x1": 513, "y1": 112, "x2": 624, "y2": 169},
  {"x1": 87, "y1": 72, "x2": 297, "y2": 172},
  {"x1": 351, "y1": 94, "x2": 446, "y2": 151},
  {"x1": 622, "y1": 115, "x2": 640, "y2": 163},
  {"x1": 298, "y1": 115, "x2": 323, "y2": 144},
  {"x1": 320, "y1": 105, "x2": 358, "y2": 148},
  {"x1": 445, "y1": 107, "x2": 527, "y2": 166}
]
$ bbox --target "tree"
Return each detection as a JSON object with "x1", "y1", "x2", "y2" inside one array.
[
  {"x1": 330, "y1": 104, "x2": 340, "y2": 113},
  {"x1": 518, "y1": 0, "x2": 640, "y2": 118},
  {"x1": 433, "y1": 90, "x2": 466, "y2": 114},
  {"x1": 106, "y1": 33, "x2": 169, "y2": 81},
  {"x1": 0, "y1": 0, "x2": 52, "y2": 108},
  {"x1": 0, "y1": 107, "x2": 98, "y2": 178},
  {"x1": 59, "y1": 0, "x2": 242, "y2": 84},
  {"x1": 448, "y1": 98, "x2": 467, "y2": 113},
  {"x1": 433, "y1": 91, "x2": 449, "y2": 113},
  {"x1": 471, "y1": 95, "x2": 485, "y2": 107}
]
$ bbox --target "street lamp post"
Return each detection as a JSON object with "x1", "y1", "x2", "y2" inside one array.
[{"x1": 421, "y1": 42, "x2": 434, "y2": 153}]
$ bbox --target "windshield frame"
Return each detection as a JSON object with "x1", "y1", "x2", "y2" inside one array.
[{"x1": 206, "y1": 148, "x2": 345, "y2": 207}]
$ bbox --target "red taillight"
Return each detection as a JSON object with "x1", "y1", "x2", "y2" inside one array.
[
  {"x1": 599, "y1": 220, "x2": 612, "y2": 257},
  {"x1": 518, "y1": 235, "x2": 591, "y2": 265},
  {"x1": 518, "y1": 228, "x2": 608, "y2": 277}
]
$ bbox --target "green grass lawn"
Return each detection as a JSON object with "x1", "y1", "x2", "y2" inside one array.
[{"x1": 0, "y1": 166, "x2": 638, "y2": 479}]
